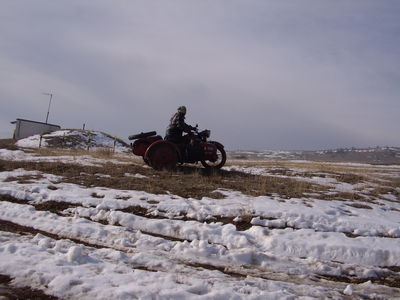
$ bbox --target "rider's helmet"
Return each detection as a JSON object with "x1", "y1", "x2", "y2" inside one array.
[{"x1": 178, "y1": 106, "x2": 187, "y2": 114}]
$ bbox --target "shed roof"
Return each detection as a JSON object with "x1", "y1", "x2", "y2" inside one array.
[{"x1": 11, "y1": 118, "x2": 61, "y2": 127}]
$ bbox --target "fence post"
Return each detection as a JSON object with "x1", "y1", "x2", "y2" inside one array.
[
  {"x1": 39, "y1": 132, "x2": 44, "y2": 148},
  {"x1": 113, "y1": 136, "x2": 117, "y2": 153},
  {"x1": 87, "y1": 131, "x2": 93, "y2": 151}
]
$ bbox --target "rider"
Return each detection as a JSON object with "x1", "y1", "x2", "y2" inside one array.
[{"x1": 165, "y1": 106, "x2": 196, "y2": 144}]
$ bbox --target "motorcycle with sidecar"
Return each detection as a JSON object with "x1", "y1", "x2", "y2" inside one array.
[{"x1": 129, "y1": 127, "x2": 226, "y2": 170}]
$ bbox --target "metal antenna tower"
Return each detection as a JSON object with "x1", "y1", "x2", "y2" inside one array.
[{"x1": 43, "y1": 92, "x2": 53, "y2": 124}]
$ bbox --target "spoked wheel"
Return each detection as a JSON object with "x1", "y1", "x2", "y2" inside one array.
[
  {"x1": 201, "y1": 143, "x2": 226, "y2": 169},
  {"x1": 145, "y1": 141, "x2": 178, "y2": 170}
]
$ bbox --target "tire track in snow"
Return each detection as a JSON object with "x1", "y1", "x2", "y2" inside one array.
[
  {"x1": 2, "y1": 175, "x2": 400, "y2": 296},
  {"x1": 0, "y1": 224, "x2": 382, "y2": 297},
  {"x1": 1, "y1": 232, "x2": 351, "y2": 300},
  {"x1": 2, "y1": 191, "x2": 400, "y2": 269},
  {"x1": 0, "y1": 219, "x2": 108, "y2": 250},
  {"x1": 5, "y1": 199, "x2": 399, "y2": 292},
  {"x1": 0, "y1": 273, "x2": 59, "y2": 300},
  {"x1": 1, "y1": 192, "x2": 398, "y2": 242}
]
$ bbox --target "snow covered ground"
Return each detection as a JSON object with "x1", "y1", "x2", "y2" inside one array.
[{"x1": 0, "y1": 148, "x2": 399, "y2": 299}]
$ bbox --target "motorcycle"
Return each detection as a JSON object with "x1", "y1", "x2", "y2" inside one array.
[{"x1": 129, "y1": 126, "x2": 226, "y2": 170}]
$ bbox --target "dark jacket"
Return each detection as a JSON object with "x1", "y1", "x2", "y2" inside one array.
[{"x1": 165, "y1": 112, "x2": 192, "y2": 142}]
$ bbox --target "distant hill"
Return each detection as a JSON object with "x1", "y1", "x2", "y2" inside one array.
[{"x1": 228, "y1": 147, "x2": 400, "y2": 163}]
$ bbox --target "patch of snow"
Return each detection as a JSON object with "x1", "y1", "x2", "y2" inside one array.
[
  {"x1": 343, "y1": 284, "x2": 353, "y2": 295},
  {"x1": 124, "y1": 173, "x2": 147, "y2": 178},
  {"x1": 0, "y1": 148, "x2": 132, "y2": 167}
]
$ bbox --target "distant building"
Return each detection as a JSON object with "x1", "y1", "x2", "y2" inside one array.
[{"x1": 11, "y1": 118, "x2": 61, "y2": 140}]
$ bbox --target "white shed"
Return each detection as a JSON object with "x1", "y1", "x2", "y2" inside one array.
[{"x1": 11, "y1": 118, "x2": 61, "y2": 140}]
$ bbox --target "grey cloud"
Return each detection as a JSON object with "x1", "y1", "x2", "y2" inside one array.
[{"x1": 1, "y1": 0, "x2": 399, "y2": 149}]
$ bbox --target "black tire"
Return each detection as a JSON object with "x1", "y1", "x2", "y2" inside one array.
[
  {"x1": 201, "y1": 143, "x2": 226, "y2": 169},
  {"x1": 145, "y1": 141, "x2": 178, "y2": 170},
  {"x1": 128, "y1": 131, "x2": 157, "y2": 140},
  {"x1": 143, "y1": 156, "x2": 150, "y2": 166}
]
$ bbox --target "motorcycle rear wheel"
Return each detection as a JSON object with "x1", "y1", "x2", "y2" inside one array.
[
  {"x1": 201, "y1": 144, "x2": 226, "y2": 169},
  {"x1": 145, "y1": 141, "x2": 178, "y2": 170}
]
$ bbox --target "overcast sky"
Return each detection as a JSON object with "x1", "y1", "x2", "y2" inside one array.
[{"x1": 1, "y1": 0, "x2": 399, "y2": 150}]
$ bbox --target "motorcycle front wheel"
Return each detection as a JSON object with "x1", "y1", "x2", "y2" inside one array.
[{"x1": 201, "y1": 144, "x2": 226, "y2": 169}]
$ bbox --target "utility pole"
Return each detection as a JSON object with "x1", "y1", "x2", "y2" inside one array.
[{"x1": 43, "y1": 92, "x2": 53, "y2": 124}]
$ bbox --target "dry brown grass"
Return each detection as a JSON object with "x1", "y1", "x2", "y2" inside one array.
[
  {"x1": 35, "y1": 147, "x2": 87, "y2": 157},
  {"x1": 321, "y1": 191, "x2": 375, "y2": 203},
  {"x1": 30, "y1": 147, "x2": 139, "y2": 166},
  {"x1": 368, "y1": 186, "x2": 399, "y2": 200},
  {"x1": 0, "y1": 158, "x2": 319, "y2": 199},
  {"x1": 336, "y1": 173, "x2": 366, "y2": 184},
  {"x1": 347, "y1": 203, "x2": 373, "y2": 209},
  {"x1": 2, "y1": 151, "x2": 398, "y2": 201},
  {"x1": 227, "y1": 159, "x2": 399, "y2": 176},
  {"x1": 3, "y1": 173, "x2": 44, "y2": 184},
  {"x1": 228, "y1": 158, "x2": 400, "y2": 197},
  {"x1": 0, "y1": 139, "x2": 18, "y2": 150}
]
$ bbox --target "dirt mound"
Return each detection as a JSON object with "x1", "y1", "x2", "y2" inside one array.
[{"x1": 15, "y1": 129, "x2": 130, "y2": 152}]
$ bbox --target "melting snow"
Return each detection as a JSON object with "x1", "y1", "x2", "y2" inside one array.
[{"x1": 0, "y1": 149, "x2": 399, "y2": 299}]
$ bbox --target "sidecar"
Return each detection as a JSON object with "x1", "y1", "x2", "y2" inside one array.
[{"x1": 129, "y1": 131, "x2": 181, "y2": 170}]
